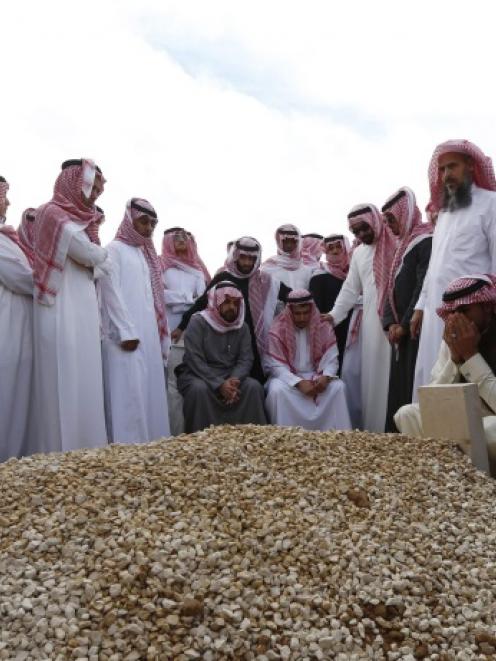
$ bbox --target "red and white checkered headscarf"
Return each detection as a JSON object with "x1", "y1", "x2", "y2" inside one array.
[
  {"x1": 16, "y1": 208, "x2": 36, "y2": 265},
  {"x1": 301, "y1": 234, "x2": 324, "y2": 266},
  {"x1": 436, "y1": 274, "x2": 496, "y2": 320},
  {"x1": 115, "y1": 198, "x2": 168, "y2": 343},
  {"x1": 0, "y1": 177, "x2": 8, "y2": 221},
  {"x1": 382, "y1": 187, "x2": 433, "y2": 323},
  {"x1": 323, "y1": 234, "x2": 351, "y2": 281},
  {"x1": 199, "y1": 281, "x2": 245, "y2": 333},
  {"x1": 263, "y1": 223, "x2": 302, "y2": 271},
  {"x1": 428, "y1": 140, "x2": 496, "y2": 212},
  {"x1": 347, "y1": 203, "x2": 397, "y2": 319},
  {"x1": 223, "y1": 236, "x2": 272, "y2": 356},
  {"x1": 267, "y1": 289, "x2": 337, "y2": 374},
  {"x1": 161, "y1": 228, "x2": 211, "y2": 284},
  {"x1": 33, "y1": 160, "x2": 104, "y2": 304}
]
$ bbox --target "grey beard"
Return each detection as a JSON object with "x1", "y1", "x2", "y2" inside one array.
[{"x1": 442, "y1": 176, "x2": 472, "y2": 212}]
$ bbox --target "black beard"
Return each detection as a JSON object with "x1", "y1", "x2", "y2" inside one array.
[{"x1": 442, "y1": 176, "x2": 472, "y2": 212}]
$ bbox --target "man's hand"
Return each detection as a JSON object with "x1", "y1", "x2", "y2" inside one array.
[
  {"x1": 171, "y1": 328, "x2": 183, "y2": 343},
  {"x1": 219, "y1": 378, "x2": 240, "y2": 405},
  {"x1": 321, "y1": 314, "x2": 334, "y2": 326},
  {"x1": 447, "y1": 313, "x2": 480, "y2": 363},
  {"x1": 296, "y1": 379, "x2": 316, "y2": 397},
  {"x1": 388, "y1": 324, "x2": 406, "y2": 344},
  {"x1": 443, "y1": 318, "x2": 463, "y2": 364},
  {"x1": 313, "y1": 375, "x2": 332, "y2": 394},
  {"x1": 120, "y1": 339, "x2": 140, "y2": 351},
  {"x1": 410, "y1": 310, "x2": 423, "y2": 339}
]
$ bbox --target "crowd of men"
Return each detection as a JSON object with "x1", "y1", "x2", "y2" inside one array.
[{"x1": 1, "y1": 138, "x2": 496, "y2": 464}]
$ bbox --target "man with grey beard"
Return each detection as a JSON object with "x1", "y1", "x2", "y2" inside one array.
[{"x1": 410, "y1": 140, "x2": 496, "y2": 399}]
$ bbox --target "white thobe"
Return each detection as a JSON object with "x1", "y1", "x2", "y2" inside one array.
[
  {"x1": 330, "y1": 244, "x2": 391, "y2": 432},
  {"x1": 31, "y1": 228, "x2": 108, "y2": 455},
  {"x1": 100, "y1": 241, "x2": 170, "y2": 444},
  {"x1": 0, "y1": 235, "x2": 33, "y2": 461},
  {"x1": 265, "y1": 329, "x2": 352, "y2": 431},
  {"x1": 261, "y1": 263, "x2": 315, "y2": 291},
  {"x1": 413, "y1": 185, "x2": 496, "y2": 398},
  {"x1": 340, "y1": 303, "x2": 363, "y2": 430},
  {"x1": 163, "y1": 266, "x2": 206, "y2": 332}
]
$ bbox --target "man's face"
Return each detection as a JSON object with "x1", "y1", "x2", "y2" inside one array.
[
  {"x1": 133, "y1": 214, "x2": 157, "y2": 238},
  {"x1": 0, "y1": 195, "x2": 9, "y2": 219},
  {"x1": 237, "y1": 253, "x2": 257, "y2": 274},
  {"x1": 290, "y1": 303, "x2": 312, "y2": 329},
  {"x1": 173, "y1": 231, "x2": 188, "y2": 254},
  {"x1": 383, "y1": 212, "x2": 400, "y2": 236},
  {"x1": 350, "y1": 220, "x2": 374, "y2": 245},
  {"x1": 81, "y1": 174, "x2": 105, "y2": 207},
  {"x1": 280, "y1": 235, "x2": 297, "y2": 253},
  {"x1": 451, "y1": 302, "x2": 493, "y2": 333},
  {"x1": 439, "y1": 152, "x2": 473, "y2": 194},
  {"x1": 326, "y1": 241, "x2": 343, "y2": 257},
  {"x1": 219, "y1": 295, "x2": 241, "y2": 322}
]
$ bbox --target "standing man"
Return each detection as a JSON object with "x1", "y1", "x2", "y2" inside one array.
[
  {"x1": 262, "y1": 223, "x2": 316, "y2": 291},
  {"x1": 172, "y1": 237, "x2": 282, "y2": 383},
  {"x1": 265, "y1": 289, "x2": 351, "y2": 431},
  {"x1": 32, "y1": 159, "x2": 108, "y2": 454},
  {"x1": 325, "y1": 204, "x2": 396, "y2": 432},
  {"x1": 310, "y1": 233, "x2": 353, "y2": 369},
  {"x1": 161, "y1": 227, "x2": 210, "y2": 331},
  {"x1": 176, "y1": 282, "x2": 267, "y2": 432},
  {"x1": 100, "y1": 198, "x2": 170, "y2": 444},
  {"x1": 412, "y1": 140, "x2": 496, "y2": 396},
  {"x1": 17, "y1": 208, "x2": 36, "y2": 262},
  {"x1": 0, "y1": 177, "x2": 34, "y2": 461},
  {"x1": 382, "y1": 187, "x2": 432, "y2": 430},
  {"x1": 301, "y1": 233, "x2": 324, "y2": 269}
]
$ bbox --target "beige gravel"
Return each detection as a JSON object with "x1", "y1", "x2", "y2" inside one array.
[{"x1": 1, "y1": 425, "x2": 496, "y2": 660}]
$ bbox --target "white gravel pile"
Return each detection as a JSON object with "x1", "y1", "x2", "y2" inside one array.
[{"x1": 1, "y1": 425, "x2": 496, "y2": 660}]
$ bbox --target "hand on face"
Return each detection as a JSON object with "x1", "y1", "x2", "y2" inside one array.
[{"x1": 444, "y1": 313, "x2": 480, "y2": 363}]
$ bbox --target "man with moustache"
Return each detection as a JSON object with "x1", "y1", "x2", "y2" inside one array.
[
  {"x1": 324, "y1": 204, "x2": 396, "y2": 432},
  {"x1": 411, "y1": 140, "x2": 496, "y2": 398}
]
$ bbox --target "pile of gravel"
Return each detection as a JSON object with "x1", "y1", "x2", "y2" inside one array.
[{"x1": 1, "y1": 425, "x2": 496, "y2": 660}]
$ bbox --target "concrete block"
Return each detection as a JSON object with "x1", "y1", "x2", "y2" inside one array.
[{"x1": 418, "y1": 383, "x2": 490, "y2": 475}]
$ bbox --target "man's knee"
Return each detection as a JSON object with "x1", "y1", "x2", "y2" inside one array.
[
  {"x1": 394, "y1": 403, "x2": 422, "y2": 437},
  {"x1": 187, "y1": 378, "x2": 209, "y2": 398},
  {"x1": 242, "y1": 377, "x2": 264, "y2": 398}
]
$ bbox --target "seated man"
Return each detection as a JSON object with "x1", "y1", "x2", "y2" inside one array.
[
  {"x1": 395, "y1": 274, "x2": 496, "y2": 462},
  {"x1": 265, "y1": 289, "x2": 352, "y2": 431},
  {"x1": 176, "y1": 281, "x2": 267, "y2": 433}
]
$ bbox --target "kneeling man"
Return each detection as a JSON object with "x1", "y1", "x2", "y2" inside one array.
[
  {"x1": 265, "y1": 289, "x2": 352, "y2": 431},
  {"x1": 395, "y1": 274, "x2": 496, "y2": 458},
  {"x1": 177, "y1": 281, "x2": 267, "y2": 432}
]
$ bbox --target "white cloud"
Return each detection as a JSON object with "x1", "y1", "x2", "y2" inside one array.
[{"x1": 2, "y1": 0, "x2": 496, "y2": 270}]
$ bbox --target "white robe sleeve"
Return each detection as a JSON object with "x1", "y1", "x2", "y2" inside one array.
[
  {"x1": 67, "y1": 232, "x2": 108, "y2": 268},
  {"x1": 329, "y1": 251, "x2": 362, "y2": 325},
  {"x1": 164, "y1": 289, "x2": 191, "y2": 305},
  {"x1": 460, "y1": 353, "x2": 496, "y2": 413},
  {"x1": 266, "y1": 355, "x2": 302, "y2": 387},
  {"x1": 318, "y1": 342, "x2": 339, "y2": 378},
  {"x1": 99, "y1": 252, "x2": 138, "y2": 343},
  {"x1": 430, "y1": 341, "x2": 460, "y2": 384},
  {"x1": 0, "y1": 239, "x2": 33, "y2": 296}
]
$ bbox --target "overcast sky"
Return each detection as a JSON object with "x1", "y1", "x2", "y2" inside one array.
[{"x1": 2, "y1": 0, "x2": 496, "y2": 270}]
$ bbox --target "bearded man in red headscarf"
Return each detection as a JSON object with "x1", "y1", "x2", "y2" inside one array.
[
  {"x1": 176, "y1": 281, "x2": 267, "y2": 432},
  {"x1": 31, "y1": 159, "x2": 109, "y2": 455},
  {"x1": 411, "y1": 140, "x2": 496, "y2": 399}
]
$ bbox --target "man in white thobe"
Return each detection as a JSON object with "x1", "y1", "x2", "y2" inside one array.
[
  {"x1": 326, "y1": 204, "x2": 397, "y2": 432},
  {"x1": 396, "y1": 274, "x2": 496, "y2": 471},
  {"x1": 100, "y1": 198, "x2": 170, "y2": 444},
  {"x1": 31, "y1": 159, "x2": 109, "y2": 454},
  {"x1": 265, "y1": 289, "x2": 351, "y2": 431},
  {"x1": 0, "y1": 177, "x2": 34, "y2": 461},
  {"x1": 262, "y1": 223, "x2": 316, "y2": 293},
  {"x1": 411, "y1": 140, "x2": 496, "y2": 398}
]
